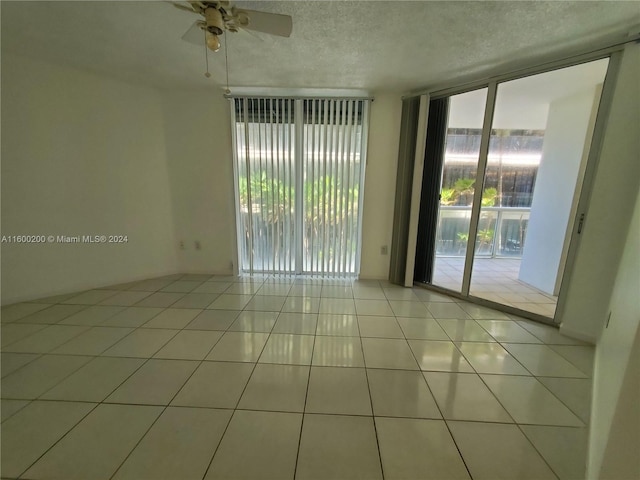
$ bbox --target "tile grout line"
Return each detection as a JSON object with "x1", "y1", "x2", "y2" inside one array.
[
  {"x1": 200, "y1": 282, "x2": 282, "y2": 480},
  {"x1": 510, "y1": 423, "x2": 563, "y2": 480},
  {"x1": 3, "y1": 277, "x2": 216, "y2": 479},
  {"x1": 2, "y1": 395, "x2": 591, "y2": 428},
  {"x1": 19, "y1": 307, "x2": 197, "y2": 478},
  {"x1": 1, "y1": 300, "x2": 173, "y2": 420},
  {"x1": 291, "y1": 298, "x2": 319, "y2": 480},
  {"x1": 452, "y1": 333, "x2": 591, "y2": 436},
  {"x1": 107, "y1": 310, "x2": 231, "y2": 480},
  {"x1": 14, "y1": 400, "x2": 102, "y2": 479},
  {"x1": 7, "y1": 307, "x2": 592, "y2": 393},
  {"x1": 402, "y1": 317, "x2": 475, "y2": 480},
  {"x1": 66, "y1": 274, "x2": 237, "y2": 480},
  {"x1": 356, "y1": 283, "x2": 386, "y2": 480},
  {"x1": 472, "y1": 370, "x2": 583, "y2": 479},
  {"x1": 0, "y1": 398, "x2": 33, "y2": 426},
  {"x1": 3, "y1": 273, "x2": 592, "y2": 480}
]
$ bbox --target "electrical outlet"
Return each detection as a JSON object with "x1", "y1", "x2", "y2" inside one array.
[
  {"x1": 380, "y1": 245, "x2": 389, "y2": 255},
  {"x1": 195, "y1": 241, "x2": 201, "y2": 251},
  {"x1": 179, "y1": 241, "x2": 185, "y2": 250}
]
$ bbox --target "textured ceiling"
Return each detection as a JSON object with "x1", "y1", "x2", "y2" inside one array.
[{"x1": 1, "y1": 1, "x2": 638, "y2": 92}]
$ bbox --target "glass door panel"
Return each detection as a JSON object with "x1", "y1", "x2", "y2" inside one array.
[
  {"x1": 469, "y1": 59, "x2": 609, "y2": 317},
  {"x1": 431, "y1": 88, "x2": 488, "y2": 292}
]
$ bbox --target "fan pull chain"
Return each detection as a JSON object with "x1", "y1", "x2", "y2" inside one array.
[
  {"x1": 204, "y1": 29, "x2": 211, "y2": 78},
  {"x1": 224, "y1": 33, "x2": 230, "y2": 94}
]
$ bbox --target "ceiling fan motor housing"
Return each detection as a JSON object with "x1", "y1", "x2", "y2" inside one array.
[{"x1": 204, "y1": 7, "x2": 224, "y2": 35}]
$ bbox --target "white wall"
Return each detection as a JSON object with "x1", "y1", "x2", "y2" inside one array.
[
  {"x1": 587, "y1": 188, "x2": 640, "y2": 479},
  {"x1": 519, "y1": 88, "x2": 599, "y2": 294},
  {"x1": 1, "y1": 54, "x2": 178, "y2": 304},
  {"x1": 359, "y1": 93, "x2": 402, "y2": 279},
  {"x1": 559, "y1": 44, "x2": 640, "y2": 341},
  {"x1": 160, "y1": 90, "x2": 236, "y2": 275}
]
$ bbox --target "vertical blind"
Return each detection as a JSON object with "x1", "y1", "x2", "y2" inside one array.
[
  {"x1": 232, "y1": 98, "x2": 296, "y2": 273},
  {"x1": 389, "y1": 96, "x2": 421, "y2": 285},
  {"x1": 230, "y1": 97, "x2": 370, "y2": 276},
  {"x1": 414, "y1": 97, "x2": 450, "y2": 284}
]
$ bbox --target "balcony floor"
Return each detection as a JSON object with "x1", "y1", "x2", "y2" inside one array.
[{"x1": 433, "y1": 257, "x2": 558, "y2": 318}]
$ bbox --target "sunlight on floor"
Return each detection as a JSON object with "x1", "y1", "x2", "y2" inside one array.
[{"x1": 433, "y1": 257, "x2": 558, "y2": 317}]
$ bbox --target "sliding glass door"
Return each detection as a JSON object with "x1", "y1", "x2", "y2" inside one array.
[
  {"x1": 416, "y1": 58, "x2": 610, "y2": 320},
  {"x1": 231, "y1": 97, "x2": 370, "y2": 276},
  {"x1": 431, "y1": 88, "x2": 488, "y2": 292}
]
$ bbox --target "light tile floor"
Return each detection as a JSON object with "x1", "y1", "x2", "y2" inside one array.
[
  {"x1": 433, "y1": 257, "x2": 558, "y2": 317},
  {"x1": 1, "y1": 274, "x2": 592, "y2": 480}
]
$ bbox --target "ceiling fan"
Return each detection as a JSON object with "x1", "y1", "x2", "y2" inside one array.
[{"x1": 172, "y1": 1, "x2": 293, "y2": 52}]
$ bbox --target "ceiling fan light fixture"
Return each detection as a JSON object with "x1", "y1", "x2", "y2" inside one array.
[
  {"x1": 206, "y1": 31, "x2": 221, "y2": 52},
  {"x1": 204, "y1": 7, "x2": 224, "y2": 35}
]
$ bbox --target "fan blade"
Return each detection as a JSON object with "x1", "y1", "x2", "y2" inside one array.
[
  {"x1": 182, "y1": 20, "x2": 206, "y2": 46},
  {"x1": 237, "y1": 26, "x2": 266, "y2": 43},
  {"x1": 171, "y1": 2, "x2": 197, "y2": 13},
  {"x1": 240, "y1": 9, "x2": 292, "y2": 37}
]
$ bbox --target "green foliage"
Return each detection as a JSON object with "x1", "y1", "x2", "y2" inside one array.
[
  {"x1": 440, "y1": 188, "x2": 456, "y2": 205},
  {"x1": 441, "y1": 178, "x2": 476, "y2": 206},
  {"x1": 481, "y1": 188, "x2": 497, "y2": 207},
  {"x1": 477, "y1": 228, "x2": 494, "y2": 242},
  {"x1": 303, "y1": 176, "x2": 359, "y2": 227},
  {"x1": 440, "y1": 180, "x2": 498, "y2": 207},
  {"x1": 476, "y1": 228, "x2": 495, "y2": 254},
  {"x1": 238, "y1": 171, "x2": 294, "y2": 223},
  {"x1": 453, "y1": 178, "x2": 475, "y2": 194},
  {"x1": 238, "y1": 172, "x2": 359, "y2": 227}
]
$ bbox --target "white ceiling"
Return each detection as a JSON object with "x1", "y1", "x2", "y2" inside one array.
[{"x1": 1, "y1": 1, "x2": 638, "y2": 92}]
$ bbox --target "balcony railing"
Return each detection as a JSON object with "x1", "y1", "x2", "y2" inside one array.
[{"x1": 436, "y1": 206, "x2": 530, "y2": 258}]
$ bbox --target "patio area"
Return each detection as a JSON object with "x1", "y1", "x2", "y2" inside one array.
[{"x1": 432, "y1": 257, "x2": 558, "y2": 318}]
